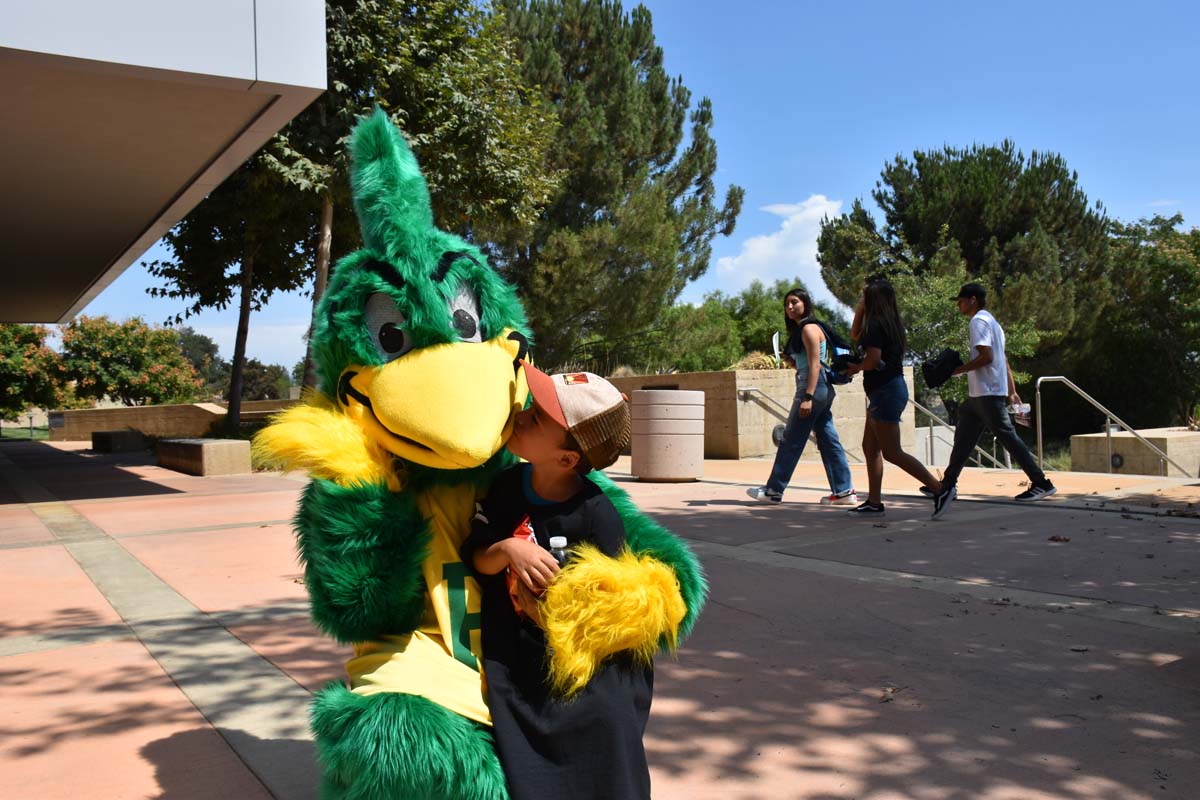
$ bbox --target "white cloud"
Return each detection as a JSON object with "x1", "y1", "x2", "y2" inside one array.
[
  {"x1": 712, "y1": 194, "x2": 845, "y2": 310},
  {"x1": 1149, "y1": 199, "x2": 1180, "y2": 207}
]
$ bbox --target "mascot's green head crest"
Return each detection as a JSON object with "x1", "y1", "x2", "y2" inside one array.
[{"x1": 312, "y1": 109, "x2": 531, "y2": 470}]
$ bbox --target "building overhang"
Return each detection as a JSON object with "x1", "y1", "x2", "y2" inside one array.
[{"x1": 1, "y1": 2, "x2": 326, "y2": 322}]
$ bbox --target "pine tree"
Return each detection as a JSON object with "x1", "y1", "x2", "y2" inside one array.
[
  {"x1": 819, "y1": 141, "x2": 1110, "y2": 346},
  {"x1": 268, "y1": 0, "x2": 560, "y2": 386},
  {"x1": 493, "y1": 0, "x2": 744, "y2": 367}
]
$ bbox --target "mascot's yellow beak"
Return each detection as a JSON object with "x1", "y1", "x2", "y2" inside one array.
[{"x1": 338, "y1": 330, "x2": 529, "y2": 469}]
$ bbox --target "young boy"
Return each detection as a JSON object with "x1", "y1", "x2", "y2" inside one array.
[{"x1": 460, "y1": 362, "x2": 648, "y2": 800}]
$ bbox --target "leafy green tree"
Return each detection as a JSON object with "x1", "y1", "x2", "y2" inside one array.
[
  {"x1": 888, "y1": 268, "x2": 1040, "y2": 415},
  {"x1": 60, "y1": 316, "x2": 201, "y2": 406},
  {"x1": 819, "y1": 141, "x2": 1110, "y2": 349},
  {"x1": 717, "y1": 278, "x2": 850, "y2": 358},
  {"x1": 146, "y1": 158, "x2": 316, "y2": 426},
  {"x1": 640, "y1": 300, "x2": 742, "y2": 373},
  {"x1": 815, "y1": 226, "x2": 1039, "y2": 414},
  {"x1": 1076, "y1": 215, "x2": 1200, "y2": 426},
  {"x1": 493, "y1": 0, "x2": 744, "y2": 367},
  {"x1": 268, "y1": 0, "x2": 560, "y2": 386},
  {"x1": 240, "y1": 359, "x2": 292, "y2": 401},
  {"x1": 175, "y1": 326, "x2": 231, "y2": 399},
  {"x1": 589, "y1": 278, "x2": 851, "y2": 375},
  {"x1": 0, "y1": 324, "x2": 64, "y2": 421}
]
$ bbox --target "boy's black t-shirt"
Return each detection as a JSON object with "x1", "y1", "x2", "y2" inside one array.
[
  {"x1": 460, "y1": 464, "x2": 652, "y2": 800},
  {"x1": 860, "y1": 319, "x2": 904, "y2": 392}
]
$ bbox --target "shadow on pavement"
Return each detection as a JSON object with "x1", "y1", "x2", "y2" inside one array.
[
  {"x1": 0, "y1": 440, "x2": 182, "y2": 504},
  {"x1": 0, "y1": 606, "x2": 128, "y2": 644},
  {"x1": 0, "y1": 615, "x2": 316, "y2": 758},
  {"x1": 142, "y1": 727, "x2": 317, "y2": 800},
  {"x1": 644, "y1": 498, "x2": 1200, "y2": 614},
  {"x1": 646, "y1": 548, "x2": 1199, "y2": 798}
]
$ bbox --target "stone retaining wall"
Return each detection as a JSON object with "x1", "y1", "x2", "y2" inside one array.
[
  {"x1": 610, "y1": 368, "x2": 915, "y2": 461},
  {"x1": 1071, "y1": 427, "x2": 1200, "y2": 477},
  {"x1": 49, "y1": 399, "x2": 297, "y2": 441}
]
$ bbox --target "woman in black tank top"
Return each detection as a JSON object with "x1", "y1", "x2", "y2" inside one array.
[{"x1": 845, "y1": 279, "x2": 944, "y2": 515}]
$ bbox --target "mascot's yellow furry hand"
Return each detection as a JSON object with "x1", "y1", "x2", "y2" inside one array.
[{"x1": 539, "y1": 544, "x2": 687, "y2": 697}]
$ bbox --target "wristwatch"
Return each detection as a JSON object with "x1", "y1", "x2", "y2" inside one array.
[{"x1": 803, "y1": 392, "x2": 815, "y2": 401}]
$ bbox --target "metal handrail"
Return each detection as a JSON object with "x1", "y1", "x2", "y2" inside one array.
[
  {"x1": 909, "y1": 398, "x2": 1008, "y2": 469},
  {"x1": 737, "y1": 386, "x2": 1004, "y2": 469},
  {"x1": 737, "y1": 386, "x2": 791, "y2": 416},
  {"x1": 1035, "y1": 376, "x2": 1190, "y2": 477},
  {"x1": 736, "y1": 386, "x2": 864, "y2": 463}
]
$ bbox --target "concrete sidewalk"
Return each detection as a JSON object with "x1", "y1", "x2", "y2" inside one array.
[{"x1": 1, "y1": 440, "x2": 1197, "y2": 799}]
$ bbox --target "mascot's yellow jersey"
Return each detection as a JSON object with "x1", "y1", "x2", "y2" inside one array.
[
  {"x1": 345, "y1": 482, "x2": 492, "y2": 725},
  {"x1": 251, "y1": 401, "x2": 497, "y2": 725}
]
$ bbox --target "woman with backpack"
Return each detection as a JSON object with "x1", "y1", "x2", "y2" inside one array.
[
  {"x1": 747, "y1": 288, "x2": 858, "y2": 506},
  {"x1": 844, "y1": 278, "x2": 945, "y2": 515}
]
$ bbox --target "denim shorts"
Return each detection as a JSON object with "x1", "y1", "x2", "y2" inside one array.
[{"x1": 866, "y1": 375, "x2": 908, "y2": 424}]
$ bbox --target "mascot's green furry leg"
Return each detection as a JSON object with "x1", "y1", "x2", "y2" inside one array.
[{"x1": 312, "y1": 685, "x2": 509, "y2": 800}]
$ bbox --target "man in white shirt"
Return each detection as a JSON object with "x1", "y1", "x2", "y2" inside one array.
[{"x1": 932, "y1": 283, "x2": 1056, "y2": 518}]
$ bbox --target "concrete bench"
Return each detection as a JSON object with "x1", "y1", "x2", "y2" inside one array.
[
  {"x1": 157, "y1": 438, "x2": 251, "y2": 476},
  {"x1": 91, "y1": 429, "x2": 146, "y2": 453}
]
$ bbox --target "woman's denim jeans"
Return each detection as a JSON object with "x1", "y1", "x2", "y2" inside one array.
[{"x1": 765, "y1": 369, "x2": 853, "y2": 496}]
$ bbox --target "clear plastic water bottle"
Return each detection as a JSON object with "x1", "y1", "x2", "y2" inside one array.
[
  {"x1": 1009, "y1": 402, "x2": 1032, "y2": 427},
  {"x1": 548, "y1": 536, "x2": 569, "y2": 567}
]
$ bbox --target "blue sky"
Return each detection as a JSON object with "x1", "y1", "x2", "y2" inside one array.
[{"x1": 80, "y1": 0, "x2": 1200, "y2": 368}]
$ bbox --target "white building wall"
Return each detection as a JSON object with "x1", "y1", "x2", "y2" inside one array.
[{"x1": 2, "y1": 2, "x2": 259, "y2": 81}]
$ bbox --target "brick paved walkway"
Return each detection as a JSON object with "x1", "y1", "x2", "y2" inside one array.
[{"x1": 2, "y1": 440, "x2": 1197, "y2": 799}]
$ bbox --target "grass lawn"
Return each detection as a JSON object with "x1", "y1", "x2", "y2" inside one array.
[{"x1": 0, "y1": 425, "x2": 50, "y2": 441}]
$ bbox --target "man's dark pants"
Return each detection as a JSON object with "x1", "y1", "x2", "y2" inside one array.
[{"x1": 942, "y1": 395, "x2": 1046, "y2": 488}]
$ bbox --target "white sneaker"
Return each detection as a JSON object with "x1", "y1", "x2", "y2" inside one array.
[
  {"x1": 820, "y1": 491, "x2": 859, "y2": 506},
  {"x1": 746, "y1": 486, "x2": 782, "y2": 504}
]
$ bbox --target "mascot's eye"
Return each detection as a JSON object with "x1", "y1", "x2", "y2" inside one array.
[
  {"x1": 363, "y1": 292, "x2": 413, "y2": 360},
  {"x1": 449, "y1": 282, "x2": 482, "y2": 343}
]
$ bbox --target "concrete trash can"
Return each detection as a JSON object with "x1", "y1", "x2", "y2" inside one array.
[{"x1": 630, "y1": 389, "x2": 704, "y2": 482}]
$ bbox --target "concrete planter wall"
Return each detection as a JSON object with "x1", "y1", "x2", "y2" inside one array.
[
  {"x1": 49, "y1": 399, "x2": 297, "y2": 441},
  {"x1": 1071, "y1": 427, "x2": 1200, "y2": 477},
  {"x1": 610, "y1": 367, "x2": 916, "y2": 461}
]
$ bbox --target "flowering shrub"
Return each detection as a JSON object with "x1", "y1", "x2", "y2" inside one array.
[{"x1": 60, "y1": 316, "x2": 201, "y2": 406}]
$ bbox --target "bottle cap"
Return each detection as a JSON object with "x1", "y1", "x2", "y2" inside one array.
[{"x1": 549, "y1": 536, "x2": 568, "y2": 549}]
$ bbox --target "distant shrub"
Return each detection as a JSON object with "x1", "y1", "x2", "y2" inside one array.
[{"x1": 728, "y1": 351, "x2": 778, "y2": 370}]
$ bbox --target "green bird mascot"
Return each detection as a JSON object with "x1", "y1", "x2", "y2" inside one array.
[{"x1": 254, "y1": 109, "x2": 706, "y2": 800}]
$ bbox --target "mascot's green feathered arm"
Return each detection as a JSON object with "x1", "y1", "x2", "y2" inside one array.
[
  {"x1": 254, "y1": 401, "x2": 431, "y2": 644},
  {"x1": 296, "y1": 478, "x2": 430, "y2": 643}
]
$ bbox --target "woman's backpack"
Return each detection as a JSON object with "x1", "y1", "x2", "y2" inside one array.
[{"x1": 799, "y1": 319, "x2": 856, "y2": 385}]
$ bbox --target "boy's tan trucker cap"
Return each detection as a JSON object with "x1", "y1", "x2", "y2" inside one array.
[{"x1": 521, "y1": 360, "x2": 631, "y2": 470}]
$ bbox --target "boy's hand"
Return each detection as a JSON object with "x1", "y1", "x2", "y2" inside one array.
[
  {"x1": 503, "y1": 538, "x2": 560, "y2": 592},
  {"x1": 515, "y1": 580, "x2": 543, "y2": 627}
]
